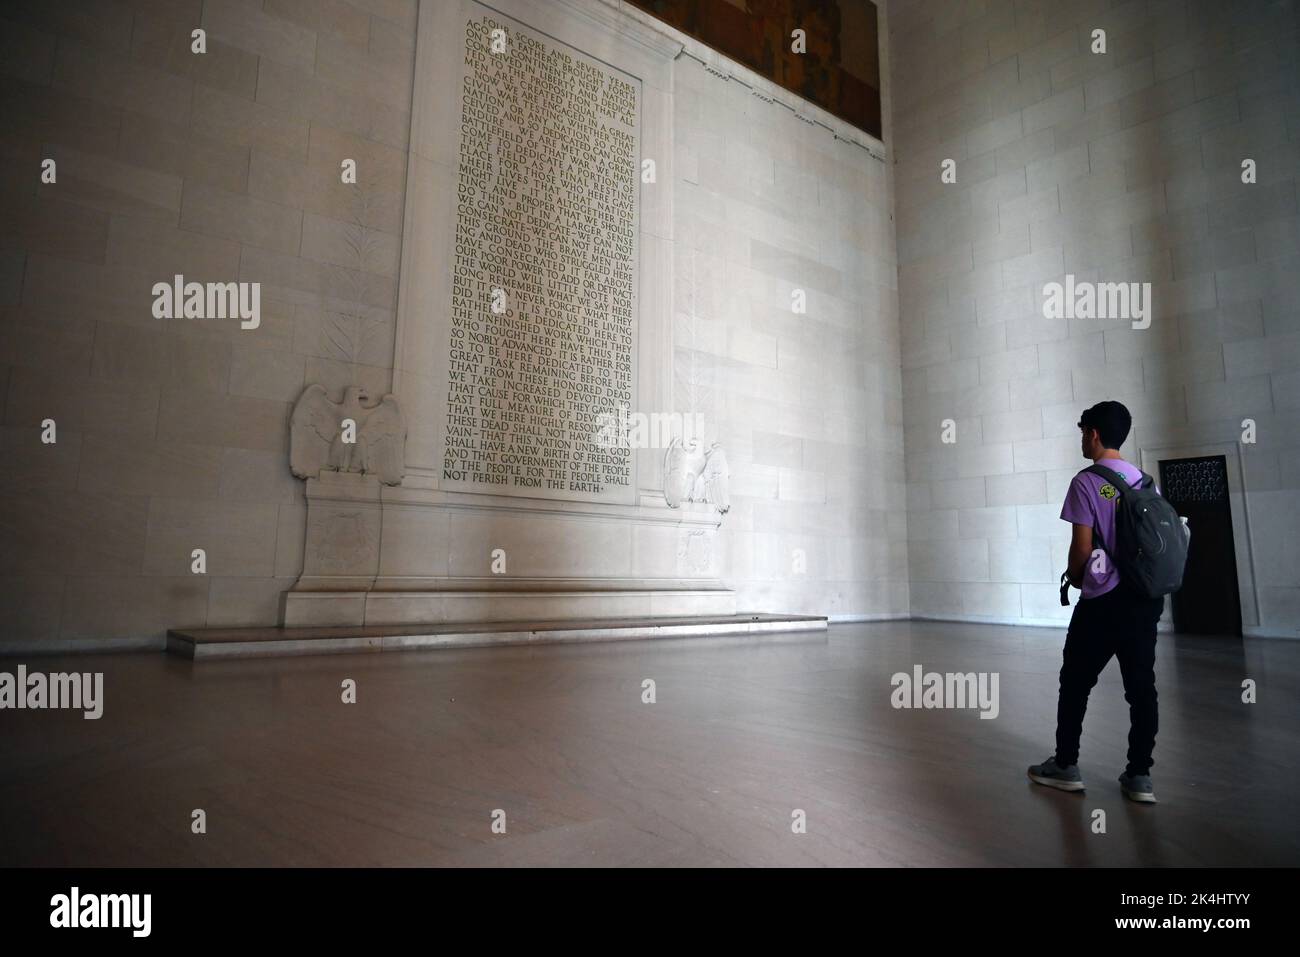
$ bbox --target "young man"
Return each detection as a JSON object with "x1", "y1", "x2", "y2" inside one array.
[{"x1": 1028, "y1": 400, "x2": 1165, "y2": 804}]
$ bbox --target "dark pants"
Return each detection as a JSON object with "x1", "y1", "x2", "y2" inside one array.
[{"x1": 1054, "y1": 581, "x2": 1164, "y2": 776}]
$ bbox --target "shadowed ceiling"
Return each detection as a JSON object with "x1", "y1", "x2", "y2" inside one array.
[{"x1": 626, "y1": 0, "x2": 881, "y2": 138}]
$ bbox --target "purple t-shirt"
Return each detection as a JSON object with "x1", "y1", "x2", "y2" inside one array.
[{"x1": 1060, "y1": 458, "x2": 1147, "y2": 599}]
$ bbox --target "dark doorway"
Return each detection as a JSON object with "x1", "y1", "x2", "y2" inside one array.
[{"x1": 1158, "y1": 455, "x2": 1243, "y2": 636}]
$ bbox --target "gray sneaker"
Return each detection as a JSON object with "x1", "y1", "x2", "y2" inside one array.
[
  {"x1": 1028, "y1": 757, "x2": 1085, "y2": 792},
  {"x1": 1119, "y1": 772, "x2": 1157, "y2": 804}
]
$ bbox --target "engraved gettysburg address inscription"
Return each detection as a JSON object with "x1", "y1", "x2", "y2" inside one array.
[{"x1": 442, "y1": 8, "x2": 641, "y2": 504}]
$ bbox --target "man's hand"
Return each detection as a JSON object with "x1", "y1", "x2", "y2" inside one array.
[{"x1": 1066, "y1": 523, "x2": 1093, "y2": 588}]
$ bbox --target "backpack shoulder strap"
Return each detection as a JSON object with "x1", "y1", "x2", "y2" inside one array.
[
  {"x1": 1085, "y1": 463, "x2": 1153, "y2": 489},
  {"x1": 1084, "y1": 463, "x2": 1127, "y2": 487}
]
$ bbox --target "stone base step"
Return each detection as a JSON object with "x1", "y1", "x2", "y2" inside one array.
[{"x1": 167, "y1": 613, "x2": 828, "y2": 660}]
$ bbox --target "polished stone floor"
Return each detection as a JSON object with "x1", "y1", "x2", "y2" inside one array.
[{"x1": 1, "y1": 620, "x2": 1296, "y2": 866}]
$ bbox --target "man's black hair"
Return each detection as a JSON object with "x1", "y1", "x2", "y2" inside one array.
[{"x1": 1079, "y1": 400, "x2": 1132, "y2": 450}]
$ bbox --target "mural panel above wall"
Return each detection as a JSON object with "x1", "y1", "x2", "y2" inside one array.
[{"x1": 625, "y1": 0, "x2": 881, "y2": 137}]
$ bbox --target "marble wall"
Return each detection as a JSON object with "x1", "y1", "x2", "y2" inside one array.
[
  {"x1": 669, "y1": 47, "x2": 907, "y2": 620},
  {"x1": 890, "y1": 0, "x2": 1300, "y2": 635},
  {"x1": 1, "y1": 0, "x2": 419, "y2": 647},
  {"x1": 0, "y1": 0, "x2": 907, "y2": 646}
]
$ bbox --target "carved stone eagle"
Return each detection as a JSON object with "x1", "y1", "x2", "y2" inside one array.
[
  {"x1": 290, "y1": 384, "x2": 406, "y2": 486},
  {"x1": 664, "y1": 437, "x2": 730, "y2": 514}
]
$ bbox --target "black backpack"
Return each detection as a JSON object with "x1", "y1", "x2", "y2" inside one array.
[{"x1": 1085, "y1": 463, "x2": 1189, "y2": 599}]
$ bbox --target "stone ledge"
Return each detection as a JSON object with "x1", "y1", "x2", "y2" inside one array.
[
  {"x1": 310, "y1": 472, "x2": 724, "y2": 529},
  {"x1": 167, "y1": 613, "x2": 828, "y2": 660}
]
